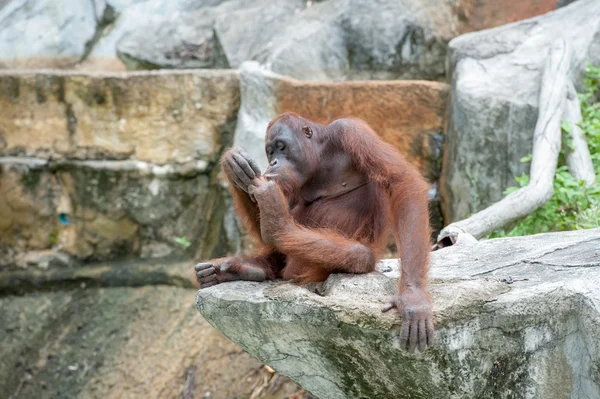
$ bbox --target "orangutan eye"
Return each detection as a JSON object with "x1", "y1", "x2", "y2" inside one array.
[{"x1": 277, "y1": 141, "x2": 285, "y2": 151}]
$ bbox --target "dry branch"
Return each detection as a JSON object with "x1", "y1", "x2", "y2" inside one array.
[
  {"x1": 563, "y1": 81, "x2": 596, "y2": 186},
  {"x1": 436, "y1": 38, "x2": 571, "y2": 243}
]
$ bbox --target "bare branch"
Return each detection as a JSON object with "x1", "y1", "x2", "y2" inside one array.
[
  {"x1": 563, "y1": 80, "x2": 596, "y2": 186},
  {"x1": 437, "y1": 38, "x2": 571, "y2": 242}
]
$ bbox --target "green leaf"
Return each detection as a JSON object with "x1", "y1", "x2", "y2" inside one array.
[
  {"x1": 175, "y1": 236, "x2": 191, "y2": 249},
  {"x1": 561, "y1": 120, "x2": 573, "y2": 135},
  {"x1": 520, "y1": 154, "x2": 533, "y2": 163}
]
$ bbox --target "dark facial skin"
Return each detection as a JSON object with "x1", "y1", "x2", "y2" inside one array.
[
  {"x1": 263, "y1": 123, "x2": 312, "y2": 196},
  {"x1": 264, "y1": 122, "x2": 368, "y2": 203}
]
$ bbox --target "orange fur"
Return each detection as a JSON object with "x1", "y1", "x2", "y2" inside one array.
[{"x1": 214, "y1": 113, "x2": 431, "y2": 292}]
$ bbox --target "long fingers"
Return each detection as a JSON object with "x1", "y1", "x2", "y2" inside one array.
[
  {"x1": 224, "y1": 148, "x2": 262, "y2": 192},
  {"x1": 399, "y1": 318, "x2": 434, "y2": 353},
  {"x1": 238, "y1": 147, "x2": 261, "y2": 176},
  {"x1": 195, "y1": 262, "x2": 220, "y2": 289},
  {"x1": 222, "y1": 161, "x2": 248, "y2": 192},
  {"x1": 198, "y1": 274, "x2": 217, "y2": 284},
  {"x1": 399, "y1": 320, "x2": 410, "y2": 350},
  {"x1": 222, "y1": 147, "x2": 262, "y2": 194},
  {"x1": 195, "y1": 263, "x2": 215, "y2": 277},
  {"x1": 200, "y1": 280, "x2": 218, "y2": 289},
  {"x1": 232, "y1": 152, "x2": 257, "y2": 180},
  {"x1": 195, "y1": 262, "x2": 213, "y2": 272},
  {"x1": 408, "y1": 321, "x2": 418, "y2": 353},
  {"x1": 228, "y1": 157, "x2": 253, "y2": 189},
  {"x1": 427, "y1": 318, "x2": 435, "y2": 347},
  {"x1": 418, "y1": 320, "x2": 427, "y2": 352}
]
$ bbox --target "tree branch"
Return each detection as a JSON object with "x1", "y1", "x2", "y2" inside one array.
[{"x1": 436, "y1": 38, "x2": 571, "y2": 244}]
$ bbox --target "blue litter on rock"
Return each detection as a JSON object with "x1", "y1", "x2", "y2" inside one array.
[{"x1": 59, "y1": 213, "x2": 70, "y2": 225}]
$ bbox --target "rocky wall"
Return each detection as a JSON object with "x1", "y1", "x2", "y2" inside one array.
[
  {"x1": 0, "y1": 69, "x2": 240, "y2": 269},
  {"x1": 0, "y1": 0, "x2": 563, "y2": 79}
]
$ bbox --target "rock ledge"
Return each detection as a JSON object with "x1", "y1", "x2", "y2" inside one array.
[{"x1": 197, "y1": 229, "x2": 600, "y2": 399}]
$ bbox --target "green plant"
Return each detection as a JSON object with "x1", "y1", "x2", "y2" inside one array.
[
  {"x1": 174, "y1": 236, "x2": 192, "y2": 249},
  {"x1": 490, "y1": 64, "x2": 600, "y2": 238},
  {"x1": 48, "y1": 229, "x2": 59, "y2": 247}
]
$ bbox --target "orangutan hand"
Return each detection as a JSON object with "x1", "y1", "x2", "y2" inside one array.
[{"x1": 383, "y1": 287, "x2": 434, "y2": 352}]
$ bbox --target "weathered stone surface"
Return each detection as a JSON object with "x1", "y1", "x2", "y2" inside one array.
[
  {"x1": 0, "y1": 69, "x2": 241, "y2": 268},
  {"x1": 0, "y1": 0, "x2": 97, "y2": 68},
  {"x1": 338, "y1": 0, "x2": 454, "y2": 81},
  {"x1": 234, "y1": 62, "x2": 448, "y2": 180},
  {"x1": 117, "y1": 9, "x2": 230, "y2": 70},
  {"x1": 89, "y1": 0, "x2": 225, "y2": 61},
  {"x1": 440, "y1": 0, "x2": 600, "y2": 222},
  {"x1": 0, "y1": 157, "x2": 233, "y2": 268},
  {"x1": 0, "y1": 285, "x2": 301, "y2": 398},
  {"x1": 197, "y1": 228, "x2": 600, "y2": 399},
  {"x1": 216, "y1": 0, "x2": 561, "y2": 81},
  {"x1": 0, "y1": 0, "x2": 560, "y2": 75},
  {"x1": 216, "y1": 0, "x2": 343, "y2": 80},
  {"x1": 0, "y1": 69, "x2": 239, "y2": 164},
  {"x1": 114, "y1": 0, "x2": 311, "y2": 71}
]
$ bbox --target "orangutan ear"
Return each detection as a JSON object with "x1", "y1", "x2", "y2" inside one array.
[{"x1": 302, "y1": 125, "x2": 313, "y2": 138}]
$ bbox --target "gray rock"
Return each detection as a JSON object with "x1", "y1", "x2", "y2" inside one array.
[
  {"x1": 215, "y1": 0, "x2": 343, "y2": 80},
  {"x1": 90, "y1": 0, "x2": 230, "y2": 58},
  {"x1": 105, "y1": 0, "x2": 302, "y2": 70},
  {"x1": 89, "y1": 0, "x2": 455, "y2": 78},
  {"x1": 217, "y1": 0, "x2": 539, "y2": 81},
  {"x1": 197, "y1": 228, "x2": 600, "y2": 398},
  {"x1": 214, "y1": 0, "x2": 309, "y2": 69},
  {"x1": 116, "y1": 8, "x2": 229, "y2": 70},
  {"x1": 213, "y1": 0, "x2": 452, "y2": 81},
  {"x1": 89, "y1": 0, "x2": 198, "y2": 58},
  {"x1": 0, "y1": 0, "x2": 562, "y2": 75},
  {"x1": 107, "y1": 0, "x2": 502, "y2": 79},
  {"x1": 441, "y1": 0, "x2": 600, "y2": 222},
  {"x1": 0, "y1": 0, "x2": 97, "y2": 62},
  {"x1": 0, "y1": 0, "x2": 12, "y2": 11},
  {"x1": 340, "y1": 0, "x2": 453, "y2": 81}
]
